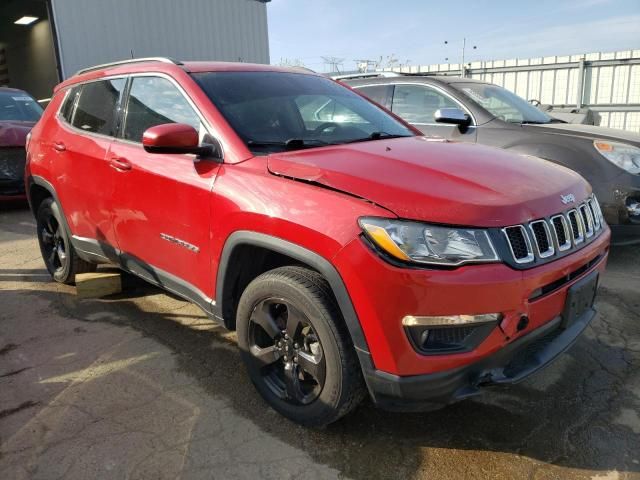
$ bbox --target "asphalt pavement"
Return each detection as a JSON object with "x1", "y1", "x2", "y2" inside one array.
[{"x1": 1, "y1": 204, "x2": 639, "y2": 480}]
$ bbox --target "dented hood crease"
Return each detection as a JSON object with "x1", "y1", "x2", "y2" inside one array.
[{"x1": 267, "y1": 137, "x2": 590, "y2": 227}]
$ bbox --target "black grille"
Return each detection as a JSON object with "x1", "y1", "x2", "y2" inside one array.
[
  {"x1": 505, "y1": 227, "x2": 529, "y2": 260},
  {"x1": 580, "y1": 205, "x2": 593, "y2": 235},
  {"x1": 425, "y1": 326, "x2": 475, "y2": 349},
  {"x1": 0, "y1": 147, "x2": 26, "y2": 182},
  {"x1": 568, "y1": 211, "x2": 580, "y2": 238},
  {"x1": 552, "y1": 217, "x2": 567, "y2": 246},
  {"x1": 531, "y1": 222, "x2": 550, "y2": 253},
  {"x1": 502, "y1": 195, "x2": 604, "y2": 266}
]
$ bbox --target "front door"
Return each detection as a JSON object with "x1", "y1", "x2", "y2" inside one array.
[
  {"x1": 109, "y1": 75, "x2": 220, "y2": 305},
  {"x1": 390, "y1": 84, "x2": 477, "y2": 142}
]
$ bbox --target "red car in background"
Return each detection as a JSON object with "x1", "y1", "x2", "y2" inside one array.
[{"x1": 0, "y1": 87, "x2": 43, "y2": 200}]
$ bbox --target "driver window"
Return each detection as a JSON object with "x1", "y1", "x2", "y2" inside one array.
[{"x1": 392, "y1": 85, "x2": 461, "y2": 124}]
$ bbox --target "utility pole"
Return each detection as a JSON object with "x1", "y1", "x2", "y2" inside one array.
[
  {"x1": 444, "y1": 39, "x2": 477, "y2": 77},
  {"x1": 354, "y1": 59, "x2": 377, "y2": 73},
  {"x1": 321, "y1": 56, "x2": 345, "y2": 73}
]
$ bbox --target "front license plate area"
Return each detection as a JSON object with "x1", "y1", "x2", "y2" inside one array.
[{"x1": 562, "y1": 271, "x2": 599, "y2": 328}]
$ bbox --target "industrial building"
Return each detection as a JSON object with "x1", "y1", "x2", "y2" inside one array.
[{"x1": 0, "y1": 0, "x2": 270, "y2": 100}]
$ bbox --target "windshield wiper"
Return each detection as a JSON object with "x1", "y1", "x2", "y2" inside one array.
[
  {"x1": 246, "y1": 138, "x2": 329, "y2": 151},
  {"x1": 341, "y1": 132, "x2": 412, "y2": 144}
]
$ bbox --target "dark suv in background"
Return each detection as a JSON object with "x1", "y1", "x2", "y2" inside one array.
[{"x1": 342, "y1": 75, "x2": 640, "y2": 244}]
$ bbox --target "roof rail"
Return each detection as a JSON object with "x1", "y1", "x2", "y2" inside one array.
[
  {"x1": 329, "y1": 72, "x2": 403, "y2": 81},
  {"x1": 75, "y1": 57, "x2": 183, "y2": 76}
]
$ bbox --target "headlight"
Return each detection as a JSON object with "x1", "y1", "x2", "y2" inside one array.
[
  {"x1": 359, "y1": 217, "x2": 499, "y2": 266},
  {"x1": 594, "y1": 140, "x2": 640, "y2": 174}
]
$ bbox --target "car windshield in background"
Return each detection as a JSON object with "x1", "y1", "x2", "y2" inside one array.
[
  {"x1": 454, "y1": 83, "x2": 553, "y2": 124},
  {"x1": 192, "y1": 71, "x2": 414, "y2": 153},
  {"x1": 0, "y1": 91, "x2": 43, "y2": 122}
]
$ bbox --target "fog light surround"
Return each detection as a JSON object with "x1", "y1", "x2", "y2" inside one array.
[
  {"x1": 403, "y1": 314, "x2": 500, "y2": 355},
  {"x1": 402, "y1": 313, "x2": 500, "y2": 327}
]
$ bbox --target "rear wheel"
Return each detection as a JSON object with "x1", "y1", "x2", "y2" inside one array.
[
  {"x1": 236, "y1": 266, "x2": 365, "y2": 427},
  {"x1": 36, "y1": 198, "x2": 96, "y2": 284}
]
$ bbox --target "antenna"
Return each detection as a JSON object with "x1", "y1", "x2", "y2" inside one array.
[{"x1": 321, "y1": 56, "x2": 345, "y2": 73}]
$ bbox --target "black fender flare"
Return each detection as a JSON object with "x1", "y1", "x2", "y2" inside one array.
[
  {"x1": 215, "y1": 231, "x2": 374, "y2": 370},
  {"x1": 27, "y1": 175, "x2": 72, "y2": 233}
]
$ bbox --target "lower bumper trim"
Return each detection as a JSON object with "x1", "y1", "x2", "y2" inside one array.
[{"x1": 364, "y1": 308, "x2": 596, "y2": 412}]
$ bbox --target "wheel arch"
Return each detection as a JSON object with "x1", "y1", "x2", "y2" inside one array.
[
  {"x1": 27, "y1": 176, "x2": 69, "y2": 229},
  {"x1": 215, "y1": 231, "x2": 373, "y2": 369}
]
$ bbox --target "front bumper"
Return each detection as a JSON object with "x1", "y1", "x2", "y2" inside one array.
[
  {"x1": 364, "y1": 307, "x2": 594, "y2": 411},
  {"x1": 333, "y1": 223, "x2": 609, "y2": 408},
  {"x1": 597, "y1": 171, "x2": 640, "y2": 244}
]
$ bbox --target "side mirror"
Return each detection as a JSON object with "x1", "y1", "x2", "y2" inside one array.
[
  {"x1": 142, "y1": 123, "x2": 215, "y2": 158},
  {"x1": 434, "y1": 108, "x2": 472, "y2": 131}
]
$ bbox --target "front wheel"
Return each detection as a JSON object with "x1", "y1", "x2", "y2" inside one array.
[
  {"x1": 236, "y1": 266, "x2": 365, "y2": 427},
  {"x1": 36, "y1": 198, "x2": 96, "y2": 284}
]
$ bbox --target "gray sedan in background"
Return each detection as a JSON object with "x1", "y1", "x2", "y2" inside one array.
[{"x1": 340, "y1": 75, "x2": 640, "y2": 244}]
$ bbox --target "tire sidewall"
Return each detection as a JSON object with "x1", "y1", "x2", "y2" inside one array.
[{"x1": 237, "y1": 275, "x2": 346, "y2": 425}]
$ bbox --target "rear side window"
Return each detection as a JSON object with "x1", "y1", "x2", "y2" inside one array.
[
  {"x1": 356, "y1": 85, "x2": 394, "y2": 109},
  {"x1": 122, "y1": 76, "x2": 201, "y2": 143},
  {"x1": 72, "y1": 78, "x2": 126, "y2": 135}
]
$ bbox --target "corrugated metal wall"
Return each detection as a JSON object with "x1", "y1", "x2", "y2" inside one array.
[
  {"x1": 383, "y1": 50, "x2": 640, "y2": 133},
  {"x1": 50, "y1": 0, "x2": 269, "y2": 78}
]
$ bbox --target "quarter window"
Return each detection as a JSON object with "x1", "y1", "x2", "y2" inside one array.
[
  {"x1": 392, "y1": 84, "x2": 461, "y2": 124},
  {"x1": 72, "y1": 79, "x2": 125, "y2": 135},
  {"x1": 123, "y1": 76, "x2": 202, "y2": 143},
  {"x1": 60, "y1": 87, "x2": 80, "y2": 123}
]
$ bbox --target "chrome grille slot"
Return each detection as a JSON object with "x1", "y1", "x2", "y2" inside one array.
[
  {"x1": 502, "y1": 195, "x2": 605, "y2": 267},
  {"x1": 503, "y1": 226, "x2": 534, "y2": 263},
  {"x1": 529, "y1": 220, "x2": 555, "y2": 258},
  {"x1": 551, "y1": 215, "x2": 571, "y2": 251},
  {"x1": 567, "y1": 209, "x2": 584, "y2": 245},
  {"x1": 579, "y1": 204, "x2": 594, "y2": 238},
  {"x1": 587, "y1": 198, "x2": 601, "y2": 230}
]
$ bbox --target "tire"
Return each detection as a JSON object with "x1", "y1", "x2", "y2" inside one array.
[
  {"x1": 36, "y1": 198, "x2": 96, "y2": 284},
  {"x1": 236, "y1": 266, "x2": 366, "y2": 427}
]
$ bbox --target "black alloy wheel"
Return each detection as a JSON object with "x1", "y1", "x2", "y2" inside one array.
[
  {"x1": 248, "y1": 298, "x2": 326, "y2": 405},
  {"x1": 237, "y1": 266, "x2": 366, "y2": 427}
]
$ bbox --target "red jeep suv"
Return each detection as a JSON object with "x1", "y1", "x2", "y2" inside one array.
[{"x1": 26, "y1": 58, "x2": 610, "y2": 426}]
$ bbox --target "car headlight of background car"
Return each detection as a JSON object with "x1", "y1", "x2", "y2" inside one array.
[
  {"x1": 359, "y1": 217, "x2": 499, "y2": 266},
  {"x1": 594, "y1": 140, "x2": 640, "y2": 175}
]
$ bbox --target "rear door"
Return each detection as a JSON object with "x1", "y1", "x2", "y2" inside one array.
[
  {"x1": 52, "y1": 78, "x2": 126, "y2": 252},
  {"x1": 109, "y1": 74, "x2": 220, "y2": 304},
  {"x1": 389, "y1": 83, "x2": 477, "y2": 141}
]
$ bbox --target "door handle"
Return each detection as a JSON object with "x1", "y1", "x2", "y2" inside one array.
[
  {"x1": 109, "y1": 157, "x2": 132, "y2": 171},
  {"x1": 53, "y1": 141, "x2": 66, "y2": 152}
]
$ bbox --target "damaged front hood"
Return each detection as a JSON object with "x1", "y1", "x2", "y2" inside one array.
[{"x1": 267, "y1": 136, "x2": 590, "y2": 227}]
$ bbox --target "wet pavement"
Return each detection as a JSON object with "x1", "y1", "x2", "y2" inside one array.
[{"x1": 1, "y1": 204, "x2": 639, "y2": 479}]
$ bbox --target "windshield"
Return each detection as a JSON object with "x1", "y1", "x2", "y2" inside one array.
[
  {"x1": 192, "y1": 71, "x2": 414, "y2": 153},
  {"x1": 0, "y1": 91, "x2": 43, "y2": 122},
  {"x1": 454, "y1": 82, "x2": 552, "y2": 124}
]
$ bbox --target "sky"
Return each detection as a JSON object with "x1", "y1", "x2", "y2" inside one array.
[{"x1": 266, "y1": 0, "x2": 640, "y2": 72}]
